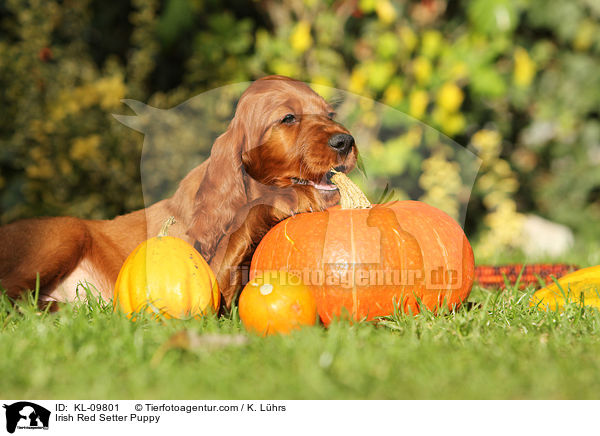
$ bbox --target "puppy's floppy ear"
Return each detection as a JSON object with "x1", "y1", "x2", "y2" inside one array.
[{"x1": 188, "y1": 118, "x2": 248, "y2": 261}]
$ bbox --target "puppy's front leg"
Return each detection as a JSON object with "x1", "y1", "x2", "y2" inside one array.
[{"x1": 210, "y1": 187, "x2": 323, "y2": 307}]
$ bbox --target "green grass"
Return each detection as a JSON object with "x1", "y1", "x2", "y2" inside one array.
[{"x1": 2, "y1": 282, "x2": 600, "y2": 399}]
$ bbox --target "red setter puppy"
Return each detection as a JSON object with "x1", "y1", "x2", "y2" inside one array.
[{"x1": 0, "y1": 75, "x2": 357, "y2": 308}]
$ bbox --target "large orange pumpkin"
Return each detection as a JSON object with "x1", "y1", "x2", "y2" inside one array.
[
  {"x1": 113, "y1": 217, "x2": 220, "y2": 319},
  {"x1": 250, "y1": 171, "x2": 474, "y2": 325}
]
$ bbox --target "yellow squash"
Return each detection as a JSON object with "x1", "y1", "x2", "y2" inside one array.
[
  {"x1": 113, "y1": 217, "x2": 220, "y2": 319},
  {"x1": 530, "y1": 265, "x2": 600, "y2": 311}
]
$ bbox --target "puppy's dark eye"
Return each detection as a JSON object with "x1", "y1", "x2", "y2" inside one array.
[
  {"x1": 328, "y1": 112, "x2": 336, "y2": 120},
  {"x1": 281, "y1": 114, "x2": 296, "y2": 124}
]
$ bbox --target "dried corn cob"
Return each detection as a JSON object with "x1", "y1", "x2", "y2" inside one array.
[{"x1": 474, "y1": 264, "x2": 578, "y2": 289}]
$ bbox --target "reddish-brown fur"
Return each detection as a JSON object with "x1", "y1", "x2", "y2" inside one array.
[{"x1": 0, "y1": 75, "x2": 357, "y2": 308}]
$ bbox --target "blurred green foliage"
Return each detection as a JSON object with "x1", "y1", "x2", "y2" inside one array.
[{"x1": 1, "y1": 0, "x2": 599, "y2": 258}]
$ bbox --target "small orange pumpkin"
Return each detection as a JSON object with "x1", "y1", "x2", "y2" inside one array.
[
  {"x1": 238, "y1": 271, "x2": 317, "y2": 335},
  {"x1": 113, "y1": 217, "x2": 219, "y2": 319}
]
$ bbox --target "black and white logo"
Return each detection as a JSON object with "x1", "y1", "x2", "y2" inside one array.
[{"x1": 3, "y1": 402, "x2": 50, "y2": 434}]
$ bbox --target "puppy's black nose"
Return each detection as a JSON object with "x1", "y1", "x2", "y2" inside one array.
[{"x1": 328, "y1": 133, "x2": 354, "y2": 155}]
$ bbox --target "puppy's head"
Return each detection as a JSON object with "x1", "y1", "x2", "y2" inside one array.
[{"x1": 238, "y1": 75, "x2": 357, "y2": 207}]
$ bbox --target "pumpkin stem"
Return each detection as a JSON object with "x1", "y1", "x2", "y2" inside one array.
[
  {"x1": 159, "y1": 216, "x2": 176, "y2": 237},
  {"x1": 330, "y1": 169, "x2": 371, "y2": 209}
]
